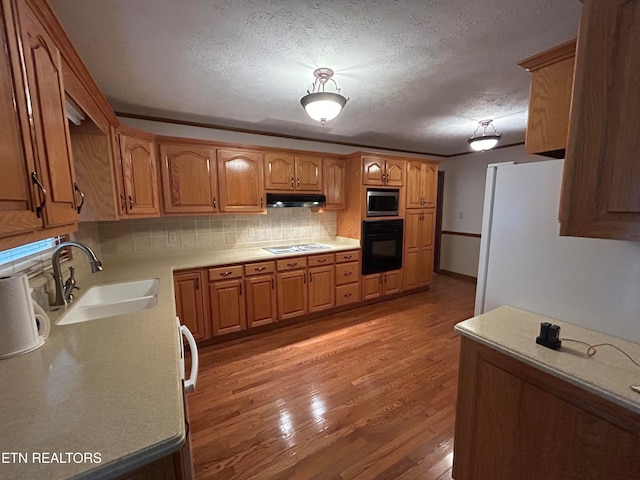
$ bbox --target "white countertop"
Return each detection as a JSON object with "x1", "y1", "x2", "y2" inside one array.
[
  {"x1": 0, "y1": 238, "x2": 360, "y2": 480},
  {"x1": 455, "y1": 306, "x2": 640, "y2": 416}
]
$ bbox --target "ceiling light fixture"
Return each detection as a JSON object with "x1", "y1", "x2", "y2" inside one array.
[
  {"x1": 468, "y1": 119, "x2": 502, "y2": 151},
  {"x1": 300, "y1": 68, "x2": 348, "y2": 126}
]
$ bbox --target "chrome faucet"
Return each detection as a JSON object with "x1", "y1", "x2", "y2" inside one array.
[{"x1": 52, "y1": 241, "x2": 103, "y2": 306}]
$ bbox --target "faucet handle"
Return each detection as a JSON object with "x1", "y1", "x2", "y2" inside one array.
[{"x1": 68, "y1": 266, "x2": 75, "y2": 280}]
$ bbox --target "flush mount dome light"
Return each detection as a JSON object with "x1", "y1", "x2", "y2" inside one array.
[
  {"x1": 468, "y1": 119, "x2": 502, "y2": 152},
  {"x1": 300, "y1": 68, "x2": 348, "y2": 125}
]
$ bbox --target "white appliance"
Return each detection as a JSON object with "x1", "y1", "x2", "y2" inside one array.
[
  {"x1": 177, "y1": 318, "x2": 199, "y2": 393},
  {"x1": 0, "y1": 274, "x2": 50, "y2": 359},
  {"x1": 475, "y1": 159, "x2": 640, "y2": 343}
]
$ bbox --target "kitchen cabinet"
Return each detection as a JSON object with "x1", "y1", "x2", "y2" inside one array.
[
  {"x1": 335, "y1": 250, "x2": 360, "y2": 307},
  {"x1": 159, "y1": 140, "x2": 218, "y2": 214},
  {"x1": 404, "y1": 210, "x2": 434, "y2": 290},
  {"x1": 559, "y1": 0, "x2": 640, "y2": 241},
  {"x1": 174, "y1": 270, "x2": 210, "y2": 342},
  {"x1": 308, "y1": 263, "x2": 335, "y2": 313},
  {"x1": 453, "y1": 336, "x2": 640, "y2": 479},
  {"x1": 276, "y1": 257, "x2": 308, "y2": 320},
  {"x1": 323, "y1": 158, "x2": 346, "y2": 210},
  {"x1": 264, "y1": 152, "x2": 322, "y2": 192},
  {"x1": 362, "y1": 270, "x2": 402, "y2": 300},
  {"x1": 217, "y1": 149, "x2": 265, "y2": 212},
  {"x1": 405, "y1": 161, "x2": 437, "y2": 209},
  {"x1": 209, "y1": 278, "x2": 246, "y2": 336},
  {"x1": 362, "y1": 156, "x2": 404, "y2": 187},
  {"x1": 519, "y1": 40, "x2": 575, "y2": 158},
  {"x1": 117, "y1": 127, "x2": 160, "y2": 217},
  {"x1": 244, "y1": 261, "x2": 277, "y2": 328}
]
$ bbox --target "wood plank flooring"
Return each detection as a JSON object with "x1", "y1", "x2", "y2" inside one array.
[{"x1": 188, "y1": 274, "x2": 476, "y2": 480}]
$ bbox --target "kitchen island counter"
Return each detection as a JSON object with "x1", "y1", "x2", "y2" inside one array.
[{"x1": 0, "y1": 237, "x2": 359, "y2": 480}]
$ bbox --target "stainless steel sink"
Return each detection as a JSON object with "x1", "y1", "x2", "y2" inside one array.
[{"x1": 263, "y1": 243, "x2": 331, "y2": 254}]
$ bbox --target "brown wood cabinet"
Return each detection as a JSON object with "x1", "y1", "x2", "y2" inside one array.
[
  {"x1": 405, "y1": 161, "x2": 437, "y2": 209},
  {"x1": 209, "y1": 278, "x2": 246, "y2": 336},
  {"x1": 453, "y1": 336, "x2": 640, "y2": 480},
  {"x1": 244, "y1": 274, "x2": 277, "y2": 328},
  {"x1": 308, "y1": 264, "x2": 335, "y2": 313},
  {"x1": 264, "y1": 152, "x2": 322, "y2": 192},
  {"x1": 117, "y1": 128, "x2": 160, "y2": 217},
  {"x1": 362, "y1": 156, "x2": 404, "y2": 186},
  {"x1": 277, "y1": 269, "x2": 307, "y2": 320},
  {"x1": 217, "y1": 149, "x2": 264, "y2": 212},
  {"x1": 559, "y1": 0, "x2": 640, "y2": 241},
  {"x1": 173, "y1": 270, "x2": 209, "y2": 342},
  {"x1": 362, "y1": 269, "x2": 402, "y2": 300},
  {"x1": 323, "y1": 158, "x2": 346, "y2": 209},
  {"x1": 404, "y1": 210, "x2": 435, "y2": 290},
  {"x1": 519, "y1": 40, "x2": 575, "y2": 157},
  {"x1": 159, "y1": 141, "x2": 218, "y2": 214}
]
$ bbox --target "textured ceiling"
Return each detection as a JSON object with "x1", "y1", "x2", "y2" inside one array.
[{"x1": 49, "y1": 0, "x2": 582, "y2": 156}]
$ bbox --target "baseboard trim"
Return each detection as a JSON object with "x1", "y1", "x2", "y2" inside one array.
[{"x1": 439, "y1": 270, "x2": 477, "y2": 283}]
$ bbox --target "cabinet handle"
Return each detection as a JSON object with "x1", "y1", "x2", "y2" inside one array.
[
  {"x1": 261, "y1": 197, "x2": 264, "y2": 208},
  {"x1": 212, "y1": 197, "x2": 217, "y2": 208},
  {"x1": 220, "y1": 271, "x2": 233, "y2": 277},
  {"x1": 120, "y1": 194, "x2": 126, "y2": 211},
  {"x1": 309, "y1": 272, "x2": 312, "y2": 283},
  {"x1": 128, "y1": 195, "x2": 134, "y2": 210},
  {"x1": 271, "y1": 278, "x2": 274, "y2": 289},
  {"x1": 304, "y1": 273, "x2": 307, "y2": 284},
  {"x1": 254, "y1": 267, "x2": 266, "y2": 271},
  {"x1": 317, "y1": 258, "x2": 327, "y2": 263},
  {"x1": 343, "y1": 255, "x2": 352, "y2": 259},
  {"x1": 287, "y1": 263, "x2": 298, "y2": 267},
  {"x1": 74, "y1": 183, "x2": 85, "y2": 214},
  {"x1": 344, "y1": 293, "x2": 352, "y2": 298},
  {"x1": 291, "y1": 177, "x2": 294, "y2": 188},
  {"x1": 31, "y1": 172, "x2": 46, "y2": 217},
  {"x1": 297, "y1": 177, "x2": 300, "y2": 188},
  {"x1": 195, "y1": 277, "x2": 199, "y2": 290},
  {"x1": 240, "y1": 283, "x2": 242, "y2": 295},
  {"x1": 344, "y1": 272, "x2": 352, "y2": 276}
]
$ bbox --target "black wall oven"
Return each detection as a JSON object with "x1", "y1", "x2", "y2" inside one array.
[{"x1": 362, "y1": 219, "x2": 404, "y2": 275}]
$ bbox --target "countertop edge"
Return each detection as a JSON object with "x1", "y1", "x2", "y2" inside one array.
[{"x1": 454, "y1": 324, "x2": 640, "y2": 417}]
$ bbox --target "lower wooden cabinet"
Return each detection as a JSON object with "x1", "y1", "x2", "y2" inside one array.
[
  {"x1": 173, "y1": 270, "x2": 209, "y2": 342},
  {"x1": 245, "y1": 274, "x2": 277, "y2": 328},
  {"x1": 277, "y1": 269, "x2": 307, "y2": 320},
  {"x1": 336, "y1": 282, "x2": 360, "y2": 307},
  {"x1": 308, "y1": 265, "x2": 335, "y2": 313},
  {"x1": 209, "y1": 279, "x2": 246, "y2": 336},
  {"x1": 454, "y1": 337, "x2": 640, "y2": 480},
  {"x1": 362, "y1": 270, "x2": 402, "y2": 300}
]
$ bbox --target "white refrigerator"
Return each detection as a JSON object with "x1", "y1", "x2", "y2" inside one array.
[{"x1": 474, "y1": 159, "x2": 640, "y2": 344}]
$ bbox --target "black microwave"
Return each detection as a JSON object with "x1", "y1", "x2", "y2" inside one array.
[{"x1": 366, "y1": 188, "x2": 399, "y2": 217}]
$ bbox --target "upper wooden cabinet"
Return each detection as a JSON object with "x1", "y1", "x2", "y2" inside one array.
[
  {"x1": 362, "y1": 156, "x2": 404, "y2": 186},
  {"x1": 559, "y1": 0, "x2": 640, "y2": 241},
  {"x1": 405, "y1": 161, "x2": 437, "y2": 209},
  {"x1": 218, "y1": 149, "x2": 265, "y2": 212},
  {"x1": 519, "y1": 40, "x2": 576, "y2": 158},
  {"x1": 117, "y1": 128, "x2": 160, "y2": 217},
  {"x1": 323, "y1": 158, "x2": 346, "y2": 210},
  {"x1": 264, "y1": 152, "x2": 322, "y2": 192},
  {"x1": 159, "y1": 140, "x2": 218, "y2": 214}
]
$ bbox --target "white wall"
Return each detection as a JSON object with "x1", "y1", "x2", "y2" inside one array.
[{"x1": 438, "y1": 145, "x2": 545, "y2": 277}]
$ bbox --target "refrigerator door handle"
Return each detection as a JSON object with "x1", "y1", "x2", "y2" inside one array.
[{"x1": 180, "y1": 324, "x2": 199, "y2": 393}]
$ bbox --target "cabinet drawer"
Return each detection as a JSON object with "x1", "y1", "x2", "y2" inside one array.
[
  {"x1": 336, "y1": 283, "x2": 360, "y2": 307},
  {"x1": 307, "y1": 253, "x2": 335, "y2": 267},
  {"x1": 335, "y1": 262, "x2": 359, "y2": 286},
  {"x1": 208, "y1": 265, "x2": 243, "y2": 282},
  {"x1": 276, "y1": 257, "x2": 307, "y2": 271},
  {"x1": 335, "y1": 250, "x2": 360, "y2": 263},
  {"x1": 244, "y1": 261, "x2": 275, "y2": 276}
]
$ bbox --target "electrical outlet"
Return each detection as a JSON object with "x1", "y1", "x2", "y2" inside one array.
[
  {"x1": 458, "y1": 211, "x2": 464, "y2": 220},
  {"x1": 248, "y1": 227, "x2": 255, "y2": 239},
  {"x1": 169, "y1": 232, "x2": 177, "y2": 243}
]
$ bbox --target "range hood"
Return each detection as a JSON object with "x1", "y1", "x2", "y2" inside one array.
[{"x1": 266, "y1": 193, "x2": 326, "y2": 208}]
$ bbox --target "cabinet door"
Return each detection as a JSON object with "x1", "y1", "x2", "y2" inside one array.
[
  {"x1": 385, "y1": 159, "x2": 405, "y2": 187},
  {"x1": 245, "y1": 274, "x2": 277, "y2": 328},
  {"x1": 160, "y1": 143, "x2": 217, "y2": 214},
  {"x1": 417, "y1": 247, "x2": 433, "y2": 287},
  {"x1": 419, "y1": 210, "x2": 435, "y2": 249},
  {"x1": 174, "y1": 271, "x2": 210, "y2": 342},
  {"x1": 308, "y1": 265, "x2": 335, "y2": 313},
  {"x1": 362, "y1": 273, "x2": 383, "y2": 300},
  {"x1": 276, "y1": 270, "x2": 307, "y2": 320},
  {"x1": 560, "y1": 0, "x2": 640, "y2": 241},
  {"x1": 362, "y1": 157, "x2": 385, "y2": 186},
  {"x1": 120, "y1": 133, "x2": 160, "y2": 216},
  {"x1": 18, "y1": 2, "x2": 78, "y2": 227},
  {"x1": 323, "y1": 158, "x2": 346, "y2": 209},
  {"x1": 404, "y1": 211, "x2": 422, "y2": 251},
  {"x1": 264, "y1": 152, "x2": 294, "y2": 191},
  {"x1": 405, "y1": 162, "x2": 423, "y2": 209},
  {"x1": 209, "y1": 279, "x2": 246, "y2": 336},
  {"x1": 422, "y1": 164, "x2": 438, "y2": 208},
  {"x1": 384, "y1": 270, "x2": 402, "y2": 295},
  {"x1": 217, "y1": 149, "x2": 264, "y2": 212},
  {"x1": 0, "y1": 1, "x2": 41, "y2": 238},
  {"x1": 295, "y1": 155, "x2": 322, "y2": 191},
  {"x1": 403, "y1": 250, "x2": 420, "y2": 290}
]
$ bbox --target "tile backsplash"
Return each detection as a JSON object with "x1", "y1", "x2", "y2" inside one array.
[{"x1": 98, "y1": 208, "x2": 337, "y2": 255}]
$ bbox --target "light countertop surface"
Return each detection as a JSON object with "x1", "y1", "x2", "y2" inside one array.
[
  {"x1": 0, "y1": 238, "x2": 360, "y2": 480},
  {"x1": 455, "y1": 306, "x2": 640, "y2": 416}
]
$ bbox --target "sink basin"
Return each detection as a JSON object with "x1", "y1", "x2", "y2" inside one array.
[
  {"x1": 263, "y1": 243, "x2": 331, "y2": 254},
  {"x1": 57, "y1": 279, "x2": 159, "y2": 325}
]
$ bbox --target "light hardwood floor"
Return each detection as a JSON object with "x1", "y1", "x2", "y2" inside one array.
[{"x1": 188, "y1": 274, "x2": 476, "y2": 479}]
